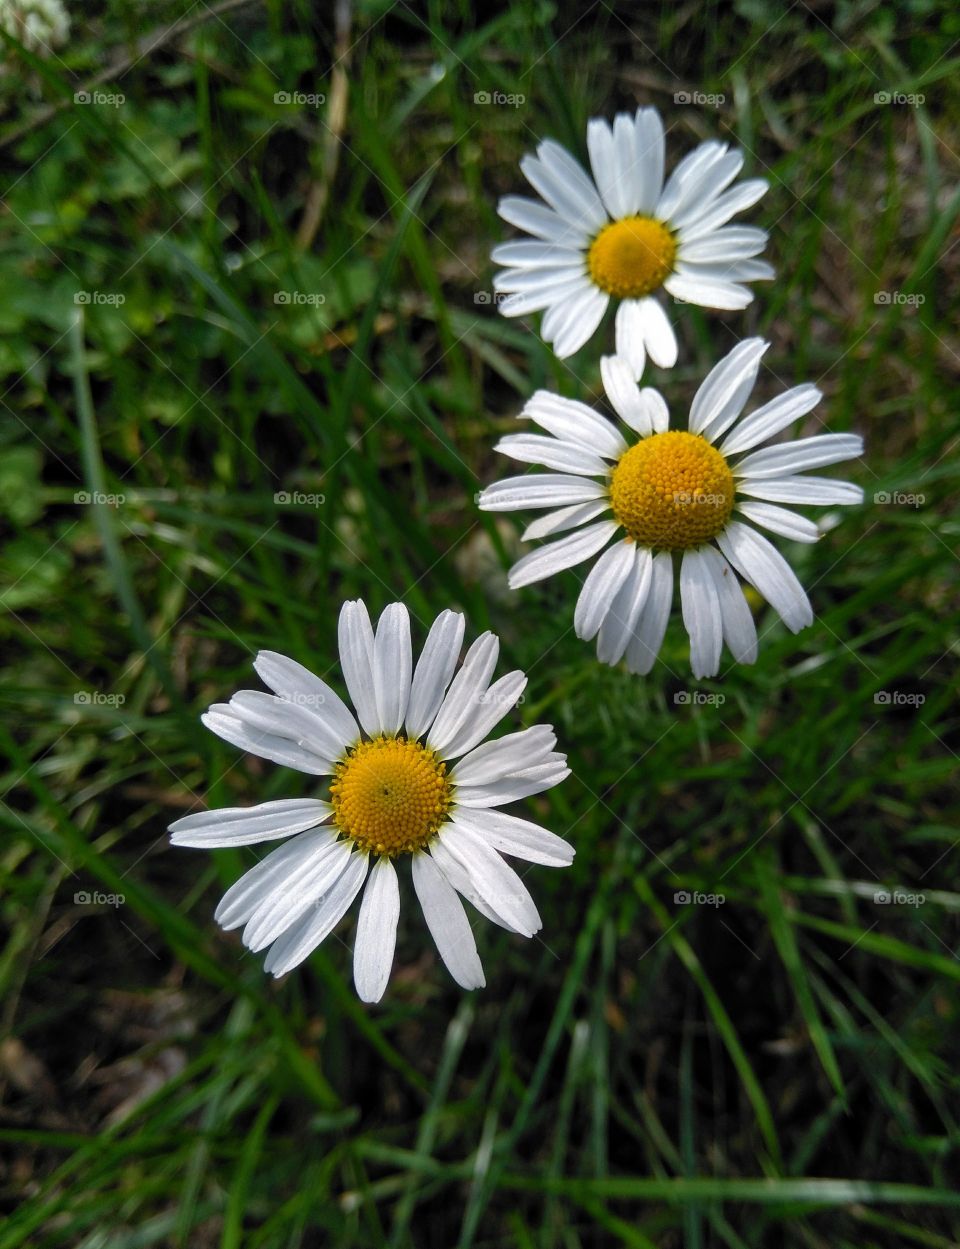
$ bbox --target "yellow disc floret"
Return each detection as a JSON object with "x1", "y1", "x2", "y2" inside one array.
[
  {"x1": 587, "y1": 215, "x2": 677, "y2": 299},
  {"x1": 609, "y1": 431, "x2": 735, "y2": 551},
  {"x1": 329, "y1": 736, "x2": 452, "y2": 858}
]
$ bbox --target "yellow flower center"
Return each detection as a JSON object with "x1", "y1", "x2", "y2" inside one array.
[
  {"x1": 609, "y1": 431, "x2": 735, "y2": 551},
  {"x1": 587, "y1": 215, "x2": 677, "y2": 299},
  {"x1": 329, "y1": 736, "x2": 452, "y2": 858}
]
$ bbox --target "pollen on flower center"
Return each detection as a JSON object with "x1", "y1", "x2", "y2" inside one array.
[
  {"x1": 609, "y1": 431, "x2": 735, "y2": 551},
  {"x1": 587, "y1": 215, "x2": 677, "y2": 299},
  {"x1": 329, "y1": 736, "x2": 452, "y2": 858}
]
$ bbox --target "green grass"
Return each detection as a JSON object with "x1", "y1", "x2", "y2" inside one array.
[{"x1": 2, "y1": 0, "x2": 960, "y2": 1245}]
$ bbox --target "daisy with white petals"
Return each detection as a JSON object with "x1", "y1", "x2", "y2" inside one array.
[
  {"x1": 170, "y1": 602, "x2": 572, "y2": 1003},
  {"x1": 479, "y1": 339, "x2": 864, "y2": 678},
  {"x1": 493, "y1": 106, "x2": 773, "y2": 376}
]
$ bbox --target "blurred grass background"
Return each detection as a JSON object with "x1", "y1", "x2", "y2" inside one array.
[{"x1": 1, "y1": 0, "x2": 959, "y2": 1245}]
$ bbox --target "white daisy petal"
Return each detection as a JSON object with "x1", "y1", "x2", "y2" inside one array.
[
  {"x1": 493, "y1": 266, "x2": 588, "y2": 295},
  {"x1": 612, "y1": 111, "x2": 642, "y2": 215},
  {"x1": 522, "y1": 500, "x2": 611, "y2": 542},
  {"x1": 700, "y1": 545, "x2": 757, "y2": 665},
  {"x1": 596, "y1": 546, "x2": 653, "y2": 666},
  {"x1": 614, "y1": 299, "x2": 647, "y2": 380},
  {"x1": 436, "y1": 670, "x2": 527, "y2": 760},
  {"x1": 678, "y1": 225, "x2": 768, "y2": 264},
  {"x1": 636, "y1": 297, "x2": 678, "y2": 368},
  {"x1": 214, "y1": 829, "x2": 338, "y2": 930},
  {"x1": 496, "y1": 275, "x2": 593, "y2": 317},
  {"x1": 243, "y1": 837, "x2": 352, "y2": 953},
  {"x1": 689, "y1": 338, "x2": 767, "y2": 438},
  {"x1": 508, "y1": 521, "x2": 619, "y2": 589},
  {"x1": 373, "y1": 603, "x2": 412, "y2": 735},
  {"x1": 498, "y1": 195, "x2": 590, "y2": 247},
  {"x1": 201, "y1": 708, "x2": 331, "y2": 775},
  {"x1": 680, "y1": 548, "x2": 723, "y2": 679},
  {"x1": 656, "y1": 141, "x2": 728, "y2": 220},
  {"x1": 547, "y1": 286, "x2": 610, "y2": 359},
  {"x1": 624, "y1": 551, "x2": 674, "y2": 675},
  {"x1": 253, "y1": 652, "x2": 359, "y2": 752},
  {"x1": 453, "y1": 724, "x2": 557, "y2": 787},
  {"x1": 170, "y1": 798, "x2": 331, "y2": 848},
  {"x1": 736, "y1": 476, "x2": 864, "y2": 506},
  {"x1": 523, "y1": 391, "x2": 627, "y2": 459},
  {"x1": 405, "y1": 610, "x2": 465, "y2": 740},
  {"x1": 412, "y1": 852, "x2": 486, "y2": 988},
  {"x1": 428, "y1": 835, "x2": 520, "y2": 932},
  {"x1": 574, "y1": 539, "x2": 637, "y2": 641},
  {"x1": 736, "y1": 433, "x2": 864, "y2": 479},
  {"x1": 521, "y1": 147, "x2": 606, "y2": 233},
  {"x1": 263, "y1": 850, "x2": 369, "y2": 978},
  {"x1": 644, "y1": 387, "x2": 670, "y2": 434},
  {"x1": 717, "y1": 521, "x2": 813, "y2": 633},
  {"x1": 338, "y1": 600, "x2": 380, "y2": 737},
  {"x1": 634, "y1": 107, "x2": 666, "y2": 214},
  {"x1": 601, "y1": 354, "x2": 649, "y2": 433},
  {"x1": 479, "y1": 473, "x2": 607, "y2": 512},
  {"x1": 436, "y1": 824, "x2": 542, "y2": 937},
  {"x1": 451, "y1": 807, "x2": 574, "y2": 867},
  {"x1": 426, "y1": 632, "x2": 499, "y2": 753},
  {"x1": 353, "y1": 857, "x2": 401, "y2": 1004},
  {"x1": 737, "y1": 501, "x2": 821, "y2": 543},
  {"x1": 456, "y1": 760, "x2": 571, "y2": 808},
  {"x1": 664, "y1": 272, "x2": 754, "y2": 311},
  {"x1": 720, "y1": 385, "x2": 822, "y2": 456},
  {"x1": 586, "y1": 116, "x2": 623, "y2": 219},
  {"x1": 227, "y1": 691, "x2": 342, "y2": 765},
  {"x1": 490, "y1": 241, "x2": 584, "y2": 268},
  {"x1": 677, "y1": 179, "x2": 768, "y2": 239},
  {"x1": 667, "y1": 150, "x2": 745, "y2": 226}
]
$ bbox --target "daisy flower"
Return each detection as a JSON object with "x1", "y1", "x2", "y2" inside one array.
[
  {"x1": 478, "y1": 339, "x2": 864, "y2": 678},
  {"x1": 492, "y1": 106, "x2": 773, "y2": 377},
  {"x1": 169, "y1": 602, "x2": 573, "y2": 1003}
]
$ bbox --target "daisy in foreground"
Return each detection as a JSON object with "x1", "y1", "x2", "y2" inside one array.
[
  {"x1": 492, "y1": 106, "x2": 773, "y2": 376},
  {"x1": 478, "y1": 339, "x2": 864, "y2": 678},
  {"x1": 169, "y1": 602, "x2": 573, "y2": 1002}
]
